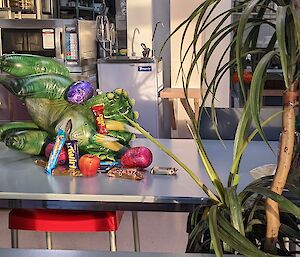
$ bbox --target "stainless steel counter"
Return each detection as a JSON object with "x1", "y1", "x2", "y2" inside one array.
[
  {"x1": 0, "y1": 248, "x2": 236, "y2": 257},
  {"x1": 0, "y1": 139, "x2": 277, "y2": 211}
]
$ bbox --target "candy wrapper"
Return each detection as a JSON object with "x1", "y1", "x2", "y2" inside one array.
[
  {"x1": 35, "y1": 159, "x2": 82, "y2": 176},
  {"x1": 98, "y1": 161, "x2": 120, "y2": 173},
  {"x1": 107, "y1": 167, "x2": 144, "y2": 180},
  {"x1": 66, "y1": 140, "x2": 80, "y2": 170},
  {"x1": 67, "y1": 80, "x2": 94, "y2": 104},
  {"x1": 150, "y1": 166, "x2": 178, "y2": 175},
  {"x1": 45, "y1": 129, "x2": 66, "y2": 174},
  {"x1": 91, "y1": 104, "x2": 108, "y2": 134}
]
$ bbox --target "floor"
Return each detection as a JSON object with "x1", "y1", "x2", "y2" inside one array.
[{"x1": 0, "y1": 210, "x2": 189, "y2": 252}]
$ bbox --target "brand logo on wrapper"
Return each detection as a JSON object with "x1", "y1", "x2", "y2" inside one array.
[
  {"x1": 66, "y1": 141, "x2": 79, "y2": 170},
  {"x1": 96, "y1": 115, "x2": 106, "y2": 127},
  {"x1": 138, "y1": 66, "x2": 152, "y2": 72},
  {"x1": 68, "y1": 147, "x2": 77, "y2": 169}
]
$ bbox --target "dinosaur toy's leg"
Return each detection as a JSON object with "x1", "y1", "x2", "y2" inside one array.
[
  {"x1": 3, "y1": 129, "x2": 49, "y2": 155},
  {"x1": 0, "y1": 122, "x2": 40, "y2": 141}
]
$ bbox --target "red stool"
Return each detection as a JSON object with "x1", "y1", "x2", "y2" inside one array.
[{"x1": 9, "y1": 209, "x2": 123, "y2": 251}]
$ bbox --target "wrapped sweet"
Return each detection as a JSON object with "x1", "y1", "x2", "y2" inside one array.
[{"x1": 67, "y1": 80, "x2": 94, "y2": 104}]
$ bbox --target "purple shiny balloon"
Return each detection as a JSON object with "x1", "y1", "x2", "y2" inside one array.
[{"x1": 67, "y1": 81, "x2": 94, "y2": 104}]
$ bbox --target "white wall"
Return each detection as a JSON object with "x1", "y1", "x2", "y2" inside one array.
[
  {"x1": 127, "y1": 1, "x2": 232, "y2": 137},
  {"x1": 126, "y1": 0, "x2": 171, "y2": 89},
  {"x1": 126, "y1": 0, "x2": 153, "y2": 58},
  {"x1": 170, "y1": 0, "x2": 231, "y2": 108}
]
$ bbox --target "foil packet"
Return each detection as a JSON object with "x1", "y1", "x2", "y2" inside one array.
[{"x1": 150, "y1": 166, "x2": 178, "y2": 175}]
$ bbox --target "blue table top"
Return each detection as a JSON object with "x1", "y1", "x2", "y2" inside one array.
[{"x1": 0, "y1": 139, "x2": 277, "y2": 207}]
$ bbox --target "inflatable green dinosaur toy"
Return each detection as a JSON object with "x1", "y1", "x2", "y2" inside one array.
[{"x1": 0, "y1": 54, "x2": 139, "y2": 160}]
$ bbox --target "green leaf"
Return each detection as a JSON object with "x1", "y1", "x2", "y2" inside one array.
[
  {"x1": 276, "y1": 6, "x2": 290, "y2": 88},
  {"x1": 159, "y1": 3, "x2": 205, "y2": 57},
  {"x1": 225, "y1": 187, "x2": 245, "y2": 236},
  {"x1": 245, "y1": 186, "x2": 300, "y2": 219},
  {"x1": 280, "y1": 223, "x2": 300, "y2": 240},
  {"x1": 228, "y1": 102, "x2": 252, "y2": 187},
  {"x1": 285, "y1": 5, "x2": 298, "y2": 81},
  {"x1": 230, "y1": 109, "x2": 282, "y2": 186},
  {"x1": 186, "y1": 123, "x2": 225, "y2": 203},
  {"x1": 236, "y1": 0, "x2": 262, "y2": 100},
  {"x1": 290, "y1": 3, "x2": 300, "y2": 49},
  {"x1": 208, "y1": 205, "x2": 223, "y2": 257},
  {"x1": 249, "y1": 51, "x2": 277, "y2": 146},
  {"x1": 187, "y1": 218, "x2": 209, "y2": 252},
  {"x1": 217, "y1": 211, "x2": 277, "y2": 257}
]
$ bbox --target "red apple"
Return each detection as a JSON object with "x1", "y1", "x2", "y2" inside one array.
[
  {"x1": 45, "y1": 142, "x2": 68, "y2": 165},
  {"x1": 78, "y1": 154, "x2": 100, "y2": 176},
  {"x1": 121, "y1": 147, "x2": 153, "y2": 168}
]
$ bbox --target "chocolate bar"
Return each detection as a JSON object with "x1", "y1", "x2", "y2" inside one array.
[
  {"x1": 45, "y1": 129, "x2": 66, "y2": 174},
  {"x1": 34, "y1": 159, "x2": 47, "y2": 168},
  {"x1": 107, "y1": 167, "x2": 143, "y2": 180},
  {"x1": 66, "y1": 140, "x2": 79, "y2": 170}
]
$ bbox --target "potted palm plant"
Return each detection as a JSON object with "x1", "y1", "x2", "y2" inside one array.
[{"x1": 125, "y1": 0, "x2": 300, "y2": 256}]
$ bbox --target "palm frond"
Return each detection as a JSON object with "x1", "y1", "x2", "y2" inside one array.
[
  {"x1": 276, "y1": 6, "x2": 290, "y2": 88},
  {"x1": 249, "y1": 51, "x2": 277, "y2": 144},
  {"x1": 225, "y1": 187, "x2": 245, "y2": 235},
  {"x1": 236, "y1": 0, "x2": 263, "y2": 99},
  {"x1": 209, "y1": 205, "x2": 224, "y2": 257},
  {"x1": 123, "y1": 116, "x2": 220, "y2": 203}
]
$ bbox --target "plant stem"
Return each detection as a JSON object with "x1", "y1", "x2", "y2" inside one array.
[
  {"x1": 264, "y1": 88, "x2": 298, "y2": 253},
  {"x1": 124, "y1": 116, "x2": 220, "y2": 203}
]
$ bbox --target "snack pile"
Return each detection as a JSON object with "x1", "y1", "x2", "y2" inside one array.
[{"x1": 41, "y1": 130, "x2": 154, "y2": 178}]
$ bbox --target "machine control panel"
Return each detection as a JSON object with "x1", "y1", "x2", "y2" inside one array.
[{"x1": 65, "y1": 26, "x2": 79, "y2": 64}]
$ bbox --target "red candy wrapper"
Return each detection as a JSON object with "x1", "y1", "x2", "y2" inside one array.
[{"x1": 91, "y1": 104, "x2": 108, "y2": 134}]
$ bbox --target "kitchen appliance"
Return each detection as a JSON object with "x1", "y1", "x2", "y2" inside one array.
[
  {"x1": 0, "y1": 19, "x2": 97, "y2": 84},
  {"x1": 96, "y1": 14, "x2": 112, "y2": 58},
  {"x1": 97, "y1": 57, "x2": 170, "y2": 138}
]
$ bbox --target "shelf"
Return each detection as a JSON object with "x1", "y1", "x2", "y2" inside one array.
[
  {"x1": 231, "y1": 12, "x2": 277, "y2": 19},
  {"x1": 60, "y1": 6, "x2": 94, "y2": 11},
  {"x1": 10, "y1": 7, "x2": 36, "y2": 13},
  {"x1": 58, "y1": 0, "x2": 95, "y2": 19}
]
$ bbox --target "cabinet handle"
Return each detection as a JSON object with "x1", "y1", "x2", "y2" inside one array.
[{"x1": 0, "y1": 101, "x2": 2, "y2": 106}]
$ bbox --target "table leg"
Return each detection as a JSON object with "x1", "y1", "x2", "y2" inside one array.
[
  {"x1": 109, "y1": 231, "x2": 117, "y2": 251},
  {"x1": 46, "y1": 232, "x2": 53, "y2": 250},
  {"x1": 132, "y1": 211, "x2": 140, "y2": 252},
  {"x1": 180, "y1": 98, "x2": 195, "y2": 120},
  {"x1": 169, "y1": 99, "x2": 177, "y2": 130},
  {"x1": 11, "y1": 229, "x2": 18, "y2": 248},
  {"x1": 194, "y1": 98, "x2": 200, "y2": 122}
]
